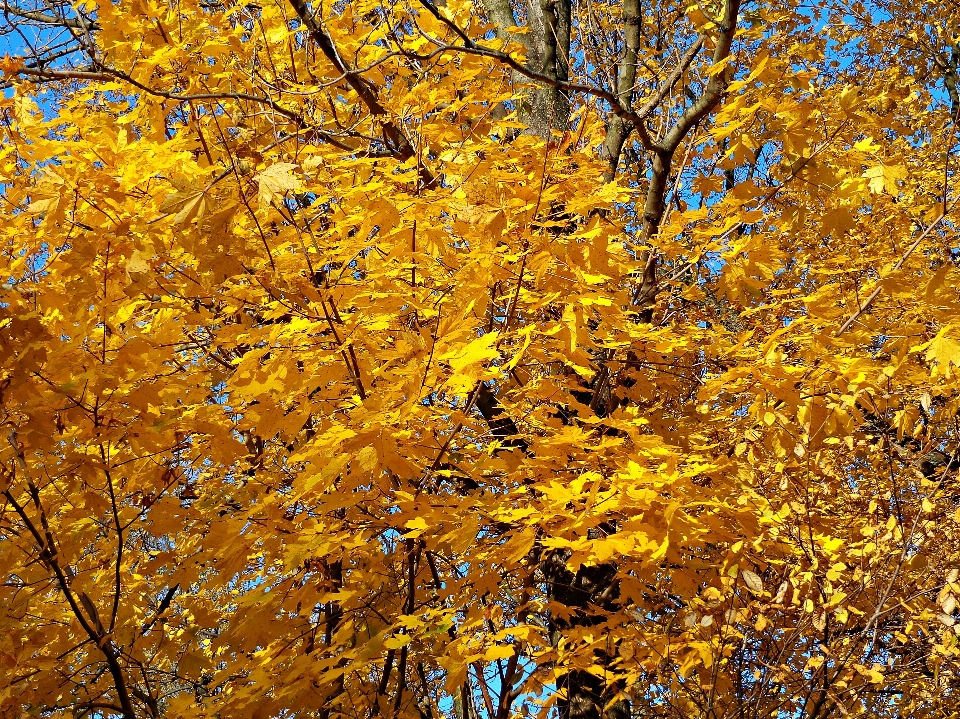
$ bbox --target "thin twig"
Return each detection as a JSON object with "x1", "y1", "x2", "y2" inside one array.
[{"x1": 836, "y1": 195, "x2": 958, "y2": 336}]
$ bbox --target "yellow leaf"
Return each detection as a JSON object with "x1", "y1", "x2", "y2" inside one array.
[
  {"x1": 443, "y1": 332, "x2": 500, "y2": 395},
  {"x1": 863, "y1": 164, "x2": 907, "y2": 195},
  {"x1": 404, "y1": 516, "x2": 429, "y2": 538},
  {"x1": 127, "y1": 250, "x2": 152, "y2": 275},
  {"x1": 256, "y1": 162, "x2": 301, "y2": 206},
  {"x1": 158, "y1": 179, "x2": 206, "y2": 226},
  {"x1": 926, "y1": 327, "x2": 960, "y2": 373},
  {"x1": 27, "y1": 196, "x2": 59, "y2": 215},
  {"x1": 384, "y1": 634, "x2": 412, "y2": 650},
  {"x1": 481, "y1": 645, "x2": 515, "y2": 661},
  {"x1": 839, "y1": 86, "x2": 859, "y2": 112}
]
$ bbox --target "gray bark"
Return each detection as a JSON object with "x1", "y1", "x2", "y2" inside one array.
[
  {"x1": 479, "y1": 0, "x2": 572, "y2": 137},
  {"x1": 601, "y1": 0, "x2": 641, "y2": 180}
]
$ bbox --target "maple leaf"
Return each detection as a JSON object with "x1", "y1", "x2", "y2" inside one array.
[
  {"x1": 864, "y1": 163, "x2": 907, "y2": 195},
  {"x1": 158, "y1": 177, "x2": 207, "y2": 225},
  {"x1": 25, "y1": 168, "x2": 66, "y2": 224},
  {"x1": 442, "y1": 331, "x2": 500, "y2": 395},
  {"x1": 925, "y1": 326, "x2": 960, "y2": 376},
  {"x1": 125, "y1": 249, "x2": 151, "y2": 281},
  {"x1": 255, "y1": 162, "x2": 301, "y2": 206}
]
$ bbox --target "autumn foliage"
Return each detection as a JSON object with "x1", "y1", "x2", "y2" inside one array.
[{"x1": 1, "y1": 0, "x2": 960, "y2": 717}]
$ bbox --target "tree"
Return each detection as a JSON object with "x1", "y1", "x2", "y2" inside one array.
[{"x1": 1, "y1": 0, "x2": 959, "y2": 717}]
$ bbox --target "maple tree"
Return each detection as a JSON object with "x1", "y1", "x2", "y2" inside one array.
[{"x1": 1, "y1": 0, "x2": 960, "y2": 717}]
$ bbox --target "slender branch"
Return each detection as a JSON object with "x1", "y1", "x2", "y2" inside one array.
[
  {"x1": 102, "y1": 456, "x2": 123, "y2": 634},
  {"x1": 287, "y1": 0, "x2": 419, "y2": 163},
  {"x1": 836, "y1": 194, "x2": 959, "y2": 335},
  {"x1": 1, "y1": 3, "x2": 96, "y2": 30},
  {"x1": 139, "y1": 584, "x2": 179, "y2": 636},
  {"x1": 659, "y1": 0, "x2": 741, "y2": 155},
  {"x1": 3, "y1": 431, "x2": 137, "y2": 719}
]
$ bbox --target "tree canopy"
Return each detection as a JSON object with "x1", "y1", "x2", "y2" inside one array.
[{"x1": 1, "y1": 0, "x2": 960, "y2": 717}]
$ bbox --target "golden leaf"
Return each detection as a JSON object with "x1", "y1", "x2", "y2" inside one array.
[{"x1": 255, "y1": 162, "x2": 301, "y2": 206}]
